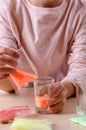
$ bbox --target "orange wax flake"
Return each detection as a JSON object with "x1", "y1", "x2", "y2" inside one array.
[
  {"x1": 10, "y1": 69, "x2": 37, "y2": 89},
  {"x1": 36, "y1": 96, "x2": 48, "y2": 109}
]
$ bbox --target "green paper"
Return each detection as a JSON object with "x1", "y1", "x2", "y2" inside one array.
[
  {"x1": 10, "y1": 118, "x2": 52, "y2": 130},
  {"x1": 70, "y1": 115, "x2": 86, "y2": 127}
]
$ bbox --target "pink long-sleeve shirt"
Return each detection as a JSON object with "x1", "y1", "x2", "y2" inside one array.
[{"x1": 0, "y1": 0, "x2": 86, "y2": 88}]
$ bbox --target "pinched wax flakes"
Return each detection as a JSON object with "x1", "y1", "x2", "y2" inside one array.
[{"x1": 10, "y1": 69, "x2": 37, "y2": 89}]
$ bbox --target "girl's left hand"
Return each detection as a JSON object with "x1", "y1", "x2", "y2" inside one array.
[{"x1": 47, "y1": 82, "x2": 68, "y2": 113}]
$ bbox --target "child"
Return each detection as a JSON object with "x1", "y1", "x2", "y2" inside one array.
[{"x1": 0, "y1": 0, "x2": 86, "y2": 113}]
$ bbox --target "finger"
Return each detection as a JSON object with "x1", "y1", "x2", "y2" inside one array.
[
  {"x1": 38, "y1": 87, "x2": 48, "y2": 96},
  {"x1": 49, "y1": 87, "x2": 64, "y2": 98},
  {"x1": 47, "y1": 95, "x2": 64, "y2": 106},
  {"x1": 49, "y1": 102, "x2": 64, "y2": 113},
  {"x1": 49, "y1": 83, "x2": 63, "y2": 97},
  {"x1": 0, "y1": 46, "x2": 20, "y2": 58},
  {"x1": 0, "y1": 66, "x2": 16, "y2": 74},
  {"x1": 0, "y1": 74, "x2": 9, "y2": 80},
  {"x1": 0, "y1": 54, "x2": 17, "y2": 67}
]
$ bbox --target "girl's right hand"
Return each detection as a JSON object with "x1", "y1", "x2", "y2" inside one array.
[{"x1": 0, "y1": 46, "x2": 20, "y2": 79}]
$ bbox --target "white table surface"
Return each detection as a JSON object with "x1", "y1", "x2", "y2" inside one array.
[{"x1": 0, "y1": 87, "x2": 86, "y2": 130}]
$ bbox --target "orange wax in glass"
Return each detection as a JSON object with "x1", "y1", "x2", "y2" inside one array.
[{"x1": 36, "y1": 96, "x2": 48, "y2": 109}]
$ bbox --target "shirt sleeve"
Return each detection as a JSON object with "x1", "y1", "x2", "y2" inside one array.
[
  {"x1": 0, "y1": 2, "x2": 18, "y2": 49},
  {"x1": 61, "y1": 7, "x2": 86, "y2": 90}
]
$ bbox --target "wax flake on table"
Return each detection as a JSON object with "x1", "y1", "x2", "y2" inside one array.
[
  {"x1": 70, "y1": 115, "x2": 86, "y2": 127},
  {"x1": 0, "y1": 106, "x2": 35, "y2": 124},
  {"x1": 10, "y1": 69, "x2": 37, "y2": 89},
  {"x1": 11, "y1": 118, "x2": 53, "y2": 130}
]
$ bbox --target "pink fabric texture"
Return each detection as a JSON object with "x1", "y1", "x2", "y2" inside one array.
[{"x1": 0, "y1": 0, "x2": 86, "y2": 89}]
